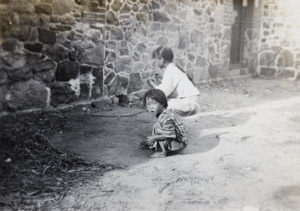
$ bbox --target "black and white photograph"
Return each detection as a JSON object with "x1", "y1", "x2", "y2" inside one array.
[{"x1": 1, "y1": 0, "x2": 300, "y2": 210}]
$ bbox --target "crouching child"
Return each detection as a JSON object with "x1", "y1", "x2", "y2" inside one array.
[{"x1": 142, "y1": 89, "x2": 188, "y2": 158}]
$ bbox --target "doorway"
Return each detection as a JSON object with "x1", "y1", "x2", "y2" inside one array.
[{"x1": 230, "y1": 0, "x2": 246, "y2": 70}]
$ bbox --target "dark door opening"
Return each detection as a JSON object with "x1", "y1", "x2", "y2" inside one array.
[{"x1": 230, "y1": 0, "x2": 245, "y2": 69}]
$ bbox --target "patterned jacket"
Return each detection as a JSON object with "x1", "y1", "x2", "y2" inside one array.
[{"x1": 152, "y1": 109, "x2": 188, "y2": 145}]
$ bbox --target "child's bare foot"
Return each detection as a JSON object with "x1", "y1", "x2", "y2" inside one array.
[{"x1": 149, "y1": 152, "x2": 167, "y2": 158}]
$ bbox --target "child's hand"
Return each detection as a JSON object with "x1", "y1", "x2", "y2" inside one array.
[
  {"x1": 147, "y1": 79, "x2": 156, "y2": 88},
  {"x1": 146, "y1": 136, "x2": 156, "y2": 145}
]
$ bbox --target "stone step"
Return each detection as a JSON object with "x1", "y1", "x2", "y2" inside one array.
[
  {"x1": 82, "y1": 12, "x2": 105, "y2": 19},
  {"x1": 82, "y1": 18, "x2": 105, "y2": 25},
  {"x1": 82, "y1": 12, "x2": 105, "y2": 24}
]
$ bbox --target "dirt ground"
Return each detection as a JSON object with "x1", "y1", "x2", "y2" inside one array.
[{"x1": 49, "y1": 77, "x2": 300, "y2": 211}]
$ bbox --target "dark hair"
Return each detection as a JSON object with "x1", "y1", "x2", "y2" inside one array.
[
  {"x1": 143, "y1": 89, "x2": 168, "y2": 108},
  {"x1": 151, "y1": 46, "x2": 174, "y2": 63}
]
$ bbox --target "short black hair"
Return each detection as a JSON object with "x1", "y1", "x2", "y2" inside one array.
[
  {"x1": 143, "y1": 89, "x2": 168, "y2": 108},
  {"x1": 151, "y1": 46, "x2": 174, "y2": 63}
]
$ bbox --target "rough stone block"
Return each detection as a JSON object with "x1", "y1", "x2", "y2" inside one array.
[
  {"x1": 0, "y1": 85, "x2": 7, "y2": 111},
  {"x1": 52, "y1": 0, "x2": 74, "y2": 15},
  {"x1": 106, "y1": 63, "x2": 114, "y2": 69},
  {"x1": 115, "y1": 57, "x2": 132, "y2": 73},
  {"x1": 24, "y1": 42, "x2": 43, "y2": 52},
  {"x1": 104, "y1": 72, "x2": 116, "y2": 85},
  {"x1": 35, "y1": 4, "x2": 53, "y2": 15},
  {"x1": 133, "y1": 62, "x2": 145, "y2": 73},
  {"x1": 110, "y1": 28, "x2": 124, "y2": 40},
  {"x1": 191, "y1": 30, "x2": 203, "y2": 45},
  {"x1": 7, "y1": 66, "x2": 33, "y2": 82},
  {"x1": 132, "y1": 4, "x2": 139, "y2": 12},
  {"x1": 120, "y1": 4, "x2": 131, "y2": 14},
  {"x1": 69, "y1": 51, "x2": 77, "y2": 61},
  {"x1": 139, "y1": 0, "x2": 147, "y2": 4},
  {"x1": 0, "y1": 52, "x2": 27, "y2": 70},
  {"x1": 128, "y1": 73, "x2": 143, "y2": 94},
  {"x1": 60, "y1": 14, "x2": 76, "y2": 25},
  {"x1": 13, "y1": 2, "x2": 35, "y2": 13},
  {"x1": 6, "y1": 80, "x2": 48, "y2": 111},
  {"x1": 50, "y1": 25, "x2": 72, "y2": 32},
  {"x1": 125, "y1": 31, "x2": 138, "y2": 45},
  {"x1": 108, "y1": 75, "x2": 129, "y2": 96},
  {"x1": 0, "y1": 113, "x2": 17, "y2": 128},
  {"x1": 208, "y1": 64, "x2": 219, "y2": 79},
  {"x1": 133, "y1": 52, "x2": 140, "y2": 62},
  {"x1": 91, "y1": 86, "x2": 102, "y2": 99},
  {"x1": 34, "y1": 69, "x2": 55, "y2": 85},
  {"x1": 80, "y1": 65, "x2": 93, "y2": 74},
  {"x1": 82, "y1": 44, "x2": 105, "y2": 66},
  {"x1": 50, "y1": 15, "x2": 61, "y2": 23},
  {"x1": 106, "y1": 11, "x2": 119, "y2": 24},
  {"x1": 111, "y1": 0, "x2": 123, "y2": 12},
  {"x1": 38, "y1": 28, "x2": 56, "y2": 44},
  {"x1": 91, "y1": 67, "x2": 103, "y2": 99},
  {"x1": 79, "y1": 83, "x2": 90, "y2": 100},
  {"x1": 151, "y1": 1, "x2": 160, "y2": 10},
  {"x1": 33, "y1": 59, "x2": 56, "y2": 73},
  {"x1": 193, "y1": 8, "x2": 203, "y2": 16},
  {"x1": 187, "y1": 53, "x2": 196, "y2": 62},
  {"x1": 205, "y1": 7, "x2": 211, "y2": 15},
  {"x1": 11, "y1": 26, "x2": 31, "y2": 42},
  {"x1": 117, "y1": 94, "x2": 129, "y2": 105},
  {"x1": 136, "y1": 14, "x2": 148, "y2": 22},
  {"x1": 196, "y1": 56, "x2": 207, "y2": 67},
  {"x1": 44, "y1": 45, "x2": 69, "y2": 62},
  {"x1": 280, "y1": 50, "x2": 294, "y2": 67},
  {"x1": 1, "y1": 39, "x2": 19, "y2": 51},
  {"x1": 153, "y1": 11, "x2": 170, "y2": 22},
  {"x1": 137, "y1": 43, "x2": 147, "y2": 53},
  {"x1": 157, "y1": 37, "x2": 168, "y2": 46},
  {"x1": 91, "y1": 96, "x2": 112, "y2": 108},
  {"x1": 50, "y1": 81, "x2": 76, "y2": 107},
  {"x1": 0, "y1": 69, "x2": 8, "y2": 85},
  {"x1": 120, "y1": 47, "x2": 129, "y2": 56},
  {"x1": 178, "y1": 35, "x2": 190, "y2": 49},
  {"x1": 280, "y1": 69, "x2": 295, "y2": 78},
  {"x1": 56, "y1": 61, "x2": 80, "y2": 81},
  {"x1": 18, "y1": 13, "x2": 40, "y2": 26},
  {"x1": 41, "y1": 0, "x2": 53, "y2": 4}
]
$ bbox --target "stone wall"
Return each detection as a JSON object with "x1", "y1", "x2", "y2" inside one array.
[
  {"x1": 258, "y1": 0, "x2": 300, "y2": 78},
  {"x1": 0, "y1": 0, "x2": 258, "y2": 113}
]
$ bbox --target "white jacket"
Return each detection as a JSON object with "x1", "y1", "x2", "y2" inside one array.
[{"x1": 156, "y1": 63, "x2": 200, "y2": 99}]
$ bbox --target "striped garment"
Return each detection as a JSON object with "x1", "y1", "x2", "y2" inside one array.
[{"x1": 152, "y1": 109, "x2": 188, "y2": 145}]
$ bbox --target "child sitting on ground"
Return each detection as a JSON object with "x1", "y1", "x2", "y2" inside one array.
[{"x1": 141, "y1": 89, "x2": 188, "y2": 158}]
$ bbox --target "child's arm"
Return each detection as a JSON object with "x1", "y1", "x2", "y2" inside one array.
[{"x1": 146, "y1": 135, "x2": 168, "y2": 145}]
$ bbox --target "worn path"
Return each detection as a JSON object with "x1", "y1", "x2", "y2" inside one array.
[{"x1": 52, "y1": 79, "x2": 300, "y2": 210}]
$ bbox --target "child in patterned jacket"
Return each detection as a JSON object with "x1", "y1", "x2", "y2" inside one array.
[{"x1": 141, "y1": 89, "x2": 188, "y2": 158}]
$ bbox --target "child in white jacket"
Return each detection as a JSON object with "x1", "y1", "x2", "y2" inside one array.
[{"x1": 148, "y1": 46, "x2": 201, "y2": 116}]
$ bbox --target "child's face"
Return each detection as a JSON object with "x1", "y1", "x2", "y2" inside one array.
[
  {"x1": 153, "y1": 57, "x2": 164, "y2": 69},
  {"x1": 146, "y1": 97, "x2": 164, "y2": 117}
]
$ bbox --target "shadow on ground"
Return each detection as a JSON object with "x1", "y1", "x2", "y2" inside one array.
[{"x1": 50, "y1": 106, "x2": 253, "y2": 167}]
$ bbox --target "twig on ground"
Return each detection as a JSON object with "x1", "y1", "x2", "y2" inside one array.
[{"x1": 159, "y1": 174, "x2": 190, "y2": 193}]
